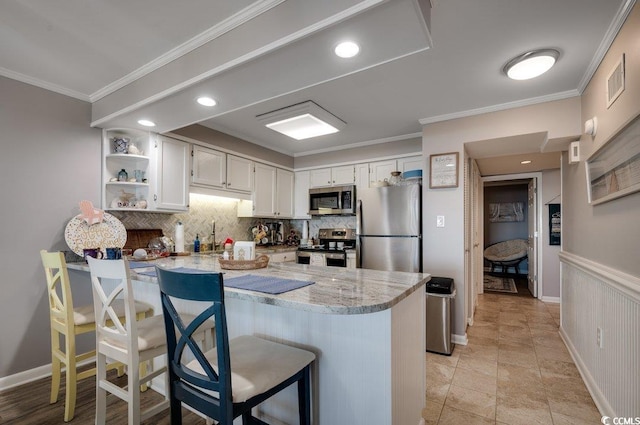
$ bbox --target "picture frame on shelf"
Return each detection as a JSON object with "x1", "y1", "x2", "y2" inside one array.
[{"x1": 429, "y1": 152, "x2": 459, "y2": 188}]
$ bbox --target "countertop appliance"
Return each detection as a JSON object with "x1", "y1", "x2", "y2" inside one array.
[
  {"x1": 356, "y1": 183, "x2": 422, "y2": 272},
  {"x1": 296, "y1": 228, "x2": 356, "y2": 267},
  {"x1": 308, "y1": 185, "x2": 356, "y2": 216}
]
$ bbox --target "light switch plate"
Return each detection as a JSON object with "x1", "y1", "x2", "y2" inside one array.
[{"x1": 436, "y1": 216, "x2": 445, "y2": 227}]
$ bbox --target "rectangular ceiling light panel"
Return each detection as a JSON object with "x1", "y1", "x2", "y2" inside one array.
[{"x1": 258, "y1": 101, "x2": 346, "y2": 140}]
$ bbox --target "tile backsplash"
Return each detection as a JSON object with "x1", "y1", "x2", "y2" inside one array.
[{"x1": 111, "y1": 193, "x2": 356, "y2": 250}]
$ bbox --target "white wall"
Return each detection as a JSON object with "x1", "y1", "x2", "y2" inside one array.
[
  {"x1": 422, "y1": 98, "x2": 581, "y2": 338},
  {"x1": 0, "y1": 76, "x2": 101, "y2": 378},
  {"x1": 541, "y1": 169, "x2": 561, "y2": 299}
]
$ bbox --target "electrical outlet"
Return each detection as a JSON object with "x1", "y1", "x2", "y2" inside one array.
[
  {"x1": 436, "y1": 216, "x2": 445, "y2": 228},
  {"x1": 596, "y1": 327, "x2": 603, "y2": 348}
]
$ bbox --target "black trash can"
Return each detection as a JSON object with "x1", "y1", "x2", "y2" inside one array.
[{"x1": 426, "y1": 277, "x2": 455, "y2": 355}]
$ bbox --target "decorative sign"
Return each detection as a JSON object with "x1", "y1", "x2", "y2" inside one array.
[
  {"x1": 549, "y1": 204, "x2": 561, "y2": 245},
  {"x1": 429, "y1": 152, "x2": 459, "y2": 188}
]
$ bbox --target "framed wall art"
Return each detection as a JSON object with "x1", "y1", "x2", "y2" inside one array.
[
  {"x1": 429, "y1": 152, "x2": 459, "y2": 188},
  {"x1": 586, "y1": 112, "x2": 640, "y2": 205}
]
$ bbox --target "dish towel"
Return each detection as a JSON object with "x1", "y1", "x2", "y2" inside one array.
[{"x1": 224, "y1": 274, "x2": 314, "y2": 294}]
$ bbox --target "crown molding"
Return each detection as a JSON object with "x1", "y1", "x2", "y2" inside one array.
[
  {"x1": 0, "y1": 66, "x2": 90, "y2": 101},
  {"x1": 294, "y1": 132, "x2": 423, "y2": 157},
  {"x1": 419, "y1": 90, "x2": 579, "y2": 126},
  {"x1": 577, "y1": 0, "x2": 636, "y2": 93},
  {"x1": 89, "y1": 0, "x2": 286, "y2": 103}
]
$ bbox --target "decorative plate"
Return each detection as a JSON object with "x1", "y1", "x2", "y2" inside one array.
[{"x1": 64, "y1": 212, "x2": 127, "y2": 256}]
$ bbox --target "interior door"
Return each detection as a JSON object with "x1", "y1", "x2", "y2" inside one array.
[{"x1": 527, "y1": 178, "x2": 538, "y2": 297}]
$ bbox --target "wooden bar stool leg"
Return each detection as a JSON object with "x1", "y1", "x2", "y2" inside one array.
[
  {"x1": 64, "y1": 333, "x2": 77, "y2": 422},
  {"x1": 50, "y1": 330, "x2": 62, "y2": 404},
  {"x1": 298, "y1": 366, "x2": 311, "y2": 425}
]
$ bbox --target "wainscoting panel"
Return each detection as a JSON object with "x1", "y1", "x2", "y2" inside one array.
[{"x1": 560, "y1": 252, "x2": 640, "y2": 418}]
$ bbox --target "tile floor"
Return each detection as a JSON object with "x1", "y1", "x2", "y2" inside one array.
[{"x1": 422, "y1": 289, "x2": 602, "y2": 424}]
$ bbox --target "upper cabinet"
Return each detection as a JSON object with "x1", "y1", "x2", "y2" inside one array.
[
  {"x1": 238, "y1": 164, "x2": 294, "y2": 218},
  {"x1": 191, "y1": 146, "x2": 253, "y2": 194},
  {"x1": 153, "y1": 135, "x2": 190, "y2": 211},
  {"x1": 294, "y1": 171, "x2": 311, "y2": 219},
  {"x1": 398, "y1": 156, "x2": 423, "y2": 174},
  {"x1": 309, "y1": 165, "x2": 355, "y2": 187},
  {"x1": 102, "y1": 129, "x2": 188, "y2": 212}
]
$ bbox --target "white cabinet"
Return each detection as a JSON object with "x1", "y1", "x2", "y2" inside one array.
[
  {"x1": 398, "y1": 156, "x2": 423, "y2": 174},
  {"x1": 191, "y1": 147, "x2": 252, "y2": 193},
  {"x1": 275, "y1": 168, "x2": 294, "y2": 218},
  {"x1": 226, "y1": 155, "x2": 253, "y2": 192},
  {"x1": 153, "y1": 135, "x2": 189, "y2": 211},
  {"x1": 309, "y1": 165, "x2": 355, "y2": 188},
  {"x1": 355, "y1": 163, "x2": 370, "y2": 191},
  {"x1": 294, "y1": 171, "x2": 311, "y2": 218},
  {"x1": 192, "y1": 145, "x2": 225, "y2": 188},
  {"x1": 238, "y1": 164, "x2": 294, "y2": 218},
  {"x1": 102, "y1": 129, "x2": 188, "y2": 212},
  {"x1": 268, "y1": 251, "x2": 296, "y2": 263},
  {"x1": 369, "y1": 160, "x2": 397, "y2": 185},
  {"x1": 346, "y1": 250, "x2": 356, "y2": 269}
]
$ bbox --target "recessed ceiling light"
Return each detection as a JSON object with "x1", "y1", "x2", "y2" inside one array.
[
  {"x1": 334, "y1": 41, "x2": 360, "y2": 58},
  {"x1": 521, "y1": 160, "x2": 532, "y2": 164},
  {"x1": 503, "y1": 49, "x2": 559, "y2": 80},
  {"x1": 137, "y1": 119, "x2": 156, "y2": 127},
  {"x1": 197, "y1": 96, "x2": 217, "y2": 107},
  {"x1": 257, "y1": 101, "x2": 346, "y2": 141}
]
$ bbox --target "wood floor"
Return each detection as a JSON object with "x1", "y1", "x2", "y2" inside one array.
[{"x1": 0, "y1": 368, "x2": 207, "y2": 424}]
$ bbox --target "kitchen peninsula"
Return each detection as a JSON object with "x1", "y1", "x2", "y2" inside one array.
[{"x1": 67, "y1": 256, "x2": 428, "y2": 425}]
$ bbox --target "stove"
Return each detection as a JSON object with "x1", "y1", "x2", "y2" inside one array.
[{"x1": 296, "y1": 228, "x2": 356, "y2": 267}]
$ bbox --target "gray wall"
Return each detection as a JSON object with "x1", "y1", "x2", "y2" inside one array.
[
  {"x1": 0, "y1": 76, "x2": 101, "y2": 377},
  {"x1": 563, "y1": 1, "x2": 640, "y2": 277}
]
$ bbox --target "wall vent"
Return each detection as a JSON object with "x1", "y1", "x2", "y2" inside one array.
[{"x1": 606, "y1": 54, "x2": 625, "y2": 109}]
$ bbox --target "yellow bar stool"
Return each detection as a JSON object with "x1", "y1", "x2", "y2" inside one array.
[{"x1": 40, "y1": 250, "x2": 153, "y2": 422}]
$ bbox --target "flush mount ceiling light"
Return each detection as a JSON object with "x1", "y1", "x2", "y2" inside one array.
[
  {"x1": 257, "y1": 101, "x2": 346, "y2": 140},
  {"x1": 137, "y1": 119, "x2": 156, "y2": 127},
  {"x1": 197, "y1": 96, "x2": 217, "y2": 107},
  {"x1": 503, "y1": 49, "x2": 559, "y2": 80},
  {"x1": 334, "y1": 41, "x2": 360, "y2": 58}
]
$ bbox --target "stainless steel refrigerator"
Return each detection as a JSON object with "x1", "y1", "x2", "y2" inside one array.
[{"x1": 356, "y1": 183, "x2": 422, "y2": 272}]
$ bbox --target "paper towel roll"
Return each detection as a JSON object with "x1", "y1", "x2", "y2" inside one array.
[
  {"x1": 302, "y1": 220, "x2": 309, "y2": 240},
  {"x1": 175, "y1": 221, "x2": 185, "y2": 253}
]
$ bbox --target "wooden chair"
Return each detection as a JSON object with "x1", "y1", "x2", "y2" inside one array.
[
  {"x1": 88, "y1": 257, "x2": 215, "y2": 424},
  {"x1": 155, "y1": 266, "x2": 315, "y2": 425},
  {"x1": 88, "y1": 257, "x2": 171, "y2": 425},
  {"x1": 40, "y1": 250, "x2": 153, "y2": 422}
]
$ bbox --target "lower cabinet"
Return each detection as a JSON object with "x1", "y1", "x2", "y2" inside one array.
[{"x1": 268, "y1": 251, "x2": 296, "y2": 263}]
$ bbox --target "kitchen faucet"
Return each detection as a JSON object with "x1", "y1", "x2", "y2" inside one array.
[{"x1": 211, "y1": 220, "x2": 216, "y2": 252}]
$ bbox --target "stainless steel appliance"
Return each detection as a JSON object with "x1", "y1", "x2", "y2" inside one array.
[
  {"x1": 356, "y1": 183, "x2": 422, "y2": 272},
  {"x1": 308, "y1": 185, "x2": 356, "y2": 216},
  {"x1": 296, "y1": 228, "x2": 356, "y2": 267}
]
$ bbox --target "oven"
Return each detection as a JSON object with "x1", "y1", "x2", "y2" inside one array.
[{"x1": 296, "y1": 228, "x2": 355, "y2": 267}]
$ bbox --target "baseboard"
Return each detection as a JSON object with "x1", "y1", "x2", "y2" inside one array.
[
  {"x1": 452, "y1": 333, "x2": 468, "y2": 346},
  {"x1": 540, "y1": 296, "x2": 560, "y2": 303},
  {"x1": 0, "y1": 358, "x2": 94, "y2": 392},
  {"x1": 0, "y1": 364, "x2": 52, "y2": 392},
  {"x1": 559, "y1": 326, "x2": 612, "y2": 418}
]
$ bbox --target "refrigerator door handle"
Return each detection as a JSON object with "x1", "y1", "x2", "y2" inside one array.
[{"x1": 356, "y1": 199, "x2": 362, "y2": 268}]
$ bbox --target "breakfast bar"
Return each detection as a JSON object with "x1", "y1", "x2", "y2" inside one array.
[{"x1": 67, "y1": 256, "x2": 428, "y2": 425}]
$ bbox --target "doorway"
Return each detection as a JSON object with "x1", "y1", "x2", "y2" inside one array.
[{"x1": 481, "y1": 173, "x2": 542, "y2": 299}]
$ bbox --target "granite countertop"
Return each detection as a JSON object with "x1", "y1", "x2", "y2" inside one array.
[{"x1": 67, "y1": 256, "x2": 429, "y2": 315}]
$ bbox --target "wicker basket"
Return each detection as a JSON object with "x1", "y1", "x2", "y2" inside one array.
[{"x1": 218, "y1": 254, "x2": 270, "y2": 270}]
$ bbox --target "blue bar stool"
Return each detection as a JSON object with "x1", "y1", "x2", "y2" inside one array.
[{"x1": 155, "y1": 266, "x2": 315, "y2": 425}]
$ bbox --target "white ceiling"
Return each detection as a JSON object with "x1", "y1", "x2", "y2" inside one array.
[{"x1": 1, "y1": 0, "x2": 632, "y2": 175}]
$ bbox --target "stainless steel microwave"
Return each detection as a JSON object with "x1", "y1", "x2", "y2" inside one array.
[{"x1": 309, "y1": 185, "x2": 356, "y2": 216}]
